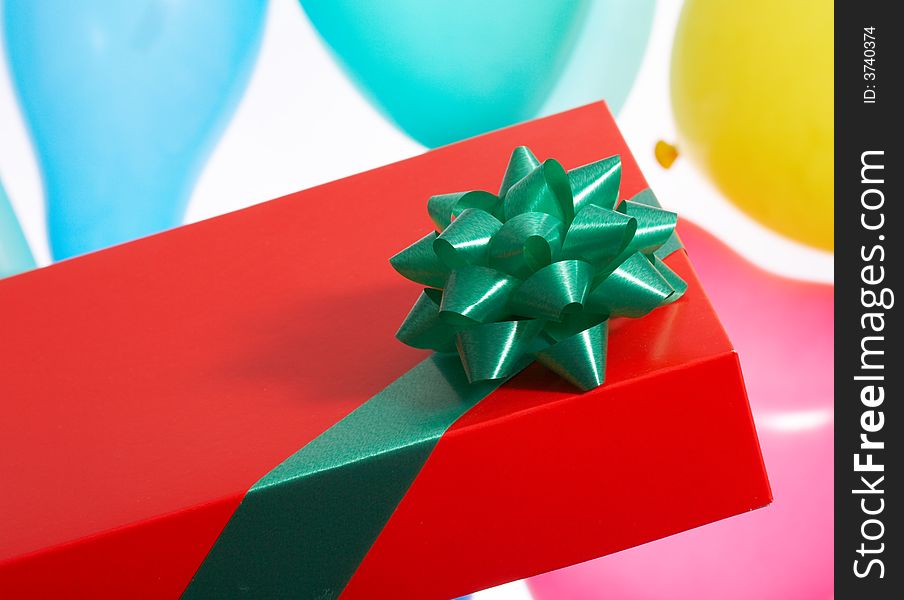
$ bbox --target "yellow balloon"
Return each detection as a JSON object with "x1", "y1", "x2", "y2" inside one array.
[{"x1": 671, "y1": 0, "x2": 833, "y2": 250}]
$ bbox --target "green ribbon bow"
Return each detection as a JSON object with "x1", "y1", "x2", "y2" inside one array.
[{"x1": 390, "y1": 147, "x2": 687, "y2": 391}]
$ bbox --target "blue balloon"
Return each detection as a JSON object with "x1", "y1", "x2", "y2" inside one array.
[
  {"x1": 0, "y1": 179, "x2": 35, "y2": 278},
  {"x1": 3, "y1": 1, "x2": 267, "y2": 259},
  {"x1": 300, "y1": 0, "x2": 655, "y2": 148}
]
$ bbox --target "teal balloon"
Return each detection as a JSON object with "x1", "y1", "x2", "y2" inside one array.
[
  {"x1": 300, "y1": 0, "x2": 654, "y2": 148},
  {"x1": 0, "y1": 179, "x2": 35, "y2": 278},
  {"x1": 301, "y1": 0, "x2": 588, "y2": 148},
  {"x1": 3, "y1": 1, "x2": 266, "y2": 259}
]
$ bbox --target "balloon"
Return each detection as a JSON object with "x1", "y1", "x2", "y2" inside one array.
[
  {"x1": 528, "y1": 220, "x2": 833, "y2": 599},
  {"x1": 0, "y1": 180, "x2": 35, "y2": 278},
  {"x1": 301, "y1": 0, "x2": 654, "y2": 148},
  {"x1": 3, "y1": 1, "x2": 267, "y2": 259},
  {"x1": 538, "y1": 0, "x2": 655, "y2": 119},
  {"x1": 670, "y1": 0, "x2": 833, "y2": 250}
]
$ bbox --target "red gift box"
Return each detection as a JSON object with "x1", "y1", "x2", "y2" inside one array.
[{"x1": 0, "y1": 102, "x2": 770, "y2": 598}]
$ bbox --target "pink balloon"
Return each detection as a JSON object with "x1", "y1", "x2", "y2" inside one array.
[{"x1": 528, "y1": 220, "x2": 833, "y2": 600}]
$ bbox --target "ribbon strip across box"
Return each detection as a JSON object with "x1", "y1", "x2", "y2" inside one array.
[{"x1": 0, "y1": 102, "x2": 770, "y2": 599}]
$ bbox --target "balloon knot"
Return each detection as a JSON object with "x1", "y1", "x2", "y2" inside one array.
[{"x1": 654, "y1": 141, "x2": 679, "y2": 169}]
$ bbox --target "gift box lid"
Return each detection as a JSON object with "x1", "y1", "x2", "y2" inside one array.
[{"x1": 0, "y1": 102, "x2": 769, "y2": 598}]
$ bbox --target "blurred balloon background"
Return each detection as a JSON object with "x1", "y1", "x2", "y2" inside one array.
[
  {"x1": 0, "y1": 0, "x2": 833, "y2": 599},
  {"x1": 3, "y1": 0, "x2": 266, "y2": 259},
  {"x1": 0, "y1": 178, "x2": 34, "y2": 277},
  {"x1": 671, "y1": 0, "x2": 833, "y2": 250},
  {"x1": 300, "y1": 0, "x2": 654, "y2": 147}
]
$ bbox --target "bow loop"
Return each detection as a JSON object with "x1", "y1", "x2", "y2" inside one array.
[
  {"x1": 616, "y1": 199, "x2": 678, "y2": 257},
  {"x1": 427, "y1": 190, "x2": 500, "y2": 230},
  {"x1": 488, "y1": 212, "x2": 565, "y2": 278},
  {"x1": 434, "y1": 208, "x2": 503, "y2": 268},
  {"x1": 392, "y1": 147, "x2": 687, "y2": 391},
  {"x1": 396, "y1": 288, "x2": 458, "y2": 352},
  {"x1": 503, "y1": 159, "x2": 573, "y2": 223},
  {"x1": 509, "y1": 260, "x2": 594, "y2": 322},
  {"x1": 561, "y1": 204, "x2": 636, "y2": 269},
  {"x1": 439, "y1": 266, "x2": 519, "y2": 327},
  {"x1": 499, "y1": 146, "x2": 541, "y2": 198},
  {"x1": 457, "y1": 319, "x2": 545, "y2": 383},
  {"x1": 389, "y1": 231, "x2": 450, "y2": 288},
  {"x1": 586, "y1": 253, "x2": 675, "y2": 318},
  {"x1": 535, "y1": 322, "x2": 609, "y2": 391},
  {"x1": 568, "y1": 155, "x2": 622, "y2": 214}
]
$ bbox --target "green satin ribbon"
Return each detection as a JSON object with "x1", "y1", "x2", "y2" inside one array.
[
  {"x1": 182, "y1": 353, "x2": 517, "y2": 599},
  {"x1": 392, "y1": 147, "x2": 686, "y2": 391}
]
